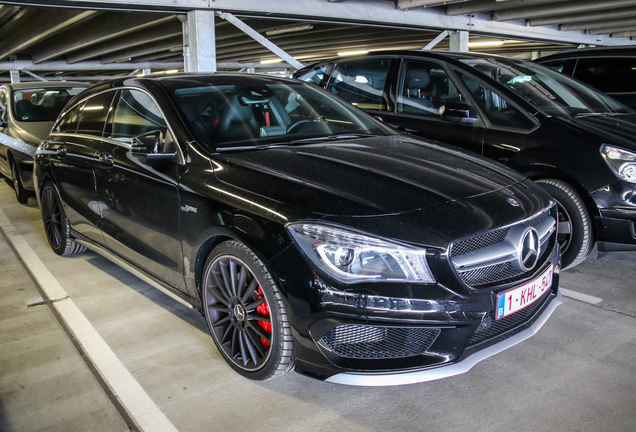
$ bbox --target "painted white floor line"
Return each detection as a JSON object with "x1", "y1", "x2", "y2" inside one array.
[
  {"x1": 560, "y1": 287, "x2": 603, "y2": 305},
  {"x1": 0, "y1": 208, "x2": 178, "y2": 432}
]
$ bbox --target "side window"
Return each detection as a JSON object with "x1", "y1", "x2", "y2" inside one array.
[
  {"x1": 397, "y1": 60, "x2": 463, "y2": 117},
  {"x1": 540, "y1": 60, "x2": 568, "y2": 73},
  {"x1": 574, "y1": 57, "x2": 636, "y2": 93},
  {"x1": 76, "y1": 92, "x2": 115, "y2": 137},
  {"x1": 459, "y1": 73, "x2": 535, "y2": 130},
  {"x1": 325, "y1": 58, "x2": 391, "y2": 110},
  {"x1": 56, "y1": 104, "x2": 81, "y2": 134},
  {"x1": 295, "y1": 64, "x2": 331, "y2": 87},
  {"x1": 110, "y1": 89, "x2": 167, "y2": 142}
]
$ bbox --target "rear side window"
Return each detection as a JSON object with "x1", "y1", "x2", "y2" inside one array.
[
  {"x1": 76, "y1": 92, "x2": 116, "y2": 137},
  {"x1": 573, "y1": 57, "x2": 636, "y2": 93},
  {"x1": 326, "y1": 58, "x2": 391, "y2": 110}
]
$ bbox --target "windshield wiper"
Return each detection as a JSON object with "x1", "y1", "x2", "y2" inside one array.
[
  {"x1": 215, "y1": 134, "x2": 379, "y2": 152},
  {"x1": 289, "y1": 133, "x2": 379, "y2": 145},
  {"x1": 573, "y1": 112, "x2": 630, "y2": 118}
]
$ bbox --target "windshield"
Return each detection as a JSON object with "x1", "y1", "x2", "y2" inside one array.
[
  {"x1": 459, "y1": 57, "x2": 632, "y2": 118},
  {"x1": 169, "y1": 79, "x2": 390, "y2": 151},
  {"x1": 13, "y1": 87, "x2": 86, "y2": 122}
]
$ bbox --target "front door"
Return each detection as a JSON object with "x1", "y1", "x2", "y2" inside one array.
[{"x1": 95, "y1": 89, "x2": 186, "y2": 291}]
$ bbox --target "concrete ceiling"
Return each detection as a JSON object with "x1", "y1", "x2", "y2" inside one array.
[{"x1": 2, "y1": 0, "x2": 636, "y2": 81}]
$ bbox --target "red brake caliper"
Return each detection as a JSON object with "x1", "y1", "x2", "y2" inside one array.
[{"x1": 256, "y1": 287, "x2": 271, "y2": 349}]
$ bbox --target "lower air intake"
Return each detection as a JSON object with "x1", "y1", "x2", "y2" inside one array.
[{"x1": 318, "y1": 325, "x2": 441, "y2": 359}]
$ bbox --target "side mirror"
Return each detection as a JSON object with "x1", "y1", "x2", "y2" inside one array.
[
  {"x1": 131, "y1": 130, "x2": 177, "y2": 162},
  {"x1": 440, "y1": 103, "x2": 478, "y2": 125}
]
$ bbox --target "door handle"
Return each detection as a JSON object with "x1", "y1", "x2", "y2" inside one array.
[
  {"x1": 99, "y1": 152, "x2": 114, "y2": 167},
  {"x1": 56, "y1": 146, "x2": 67, "y2": 158}
]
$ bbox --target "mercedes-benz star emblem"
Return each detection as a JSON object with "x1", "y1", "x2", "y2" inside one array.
[
  {"x1": 517, "y1": 227, "x2": 540, "y2": 271},
  {"x1": 233, "y1": 304, "x2": 246, "y2": 322}
]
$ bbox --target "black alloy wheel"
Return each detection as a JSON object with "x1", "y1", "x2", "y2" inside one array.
[
  {"x1": 202, "y1": 240, "x2": 294, "y2": 380},
  {"x1": 536, "y1": 178, "x2": 592, "y2": 269},
  {"x1": 40, "y1": 181, "x2": 86, "y2": 256},
  {"x1": 10, "y1": 158, "x2": 28, "y2": 204}
]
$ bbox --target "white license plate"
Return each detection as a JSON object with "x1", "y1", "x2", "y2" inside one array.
[{"x1": 495, "y1": 265, "x2": 554, "y2": 320}]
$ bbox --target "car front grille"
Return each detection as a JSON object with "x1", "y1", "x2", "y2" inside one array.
[
  {"x1": 318, "y1": 325, "x2": 441, "y2": 359},
  {"x1": 467, "y1": 286, "x2": 552, "y2": 347},
  {"x1": 450, "y1": 206, "x2": 556, "y2": 288}
]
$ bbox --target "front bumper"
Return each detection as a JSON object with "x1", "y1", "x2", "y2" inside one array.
[
  {"x1": 327, "y1": 290, "x2": 562, "y2": 386},
  {"x1": 592, "y1": 180, "x2": 636, "y2": 251},
  {"x1": 271, "y1": 238, "x2": 561, "y2": 384}
]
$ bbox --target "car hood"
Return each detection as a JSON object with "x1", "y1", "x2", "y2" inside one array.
[
  {"x1": 567, "y1": 114, "x2": 636, "y2": 151},
  {"x1": 212, "y1": 135, "x2": 527, "y2": 219}
]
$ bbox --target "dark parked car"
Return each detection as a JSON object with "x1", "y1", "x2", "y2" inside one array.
[
  {"x1": 35, "y1": 74, "x2": 560, "y2": 385},
  {"x1": 0, "y1": 81, "x2": 86, "y2": 202},
  {"x1": 534, "y1": 46, "x2": 636, "y2": 109},
  {"x1": 295, "y1": 51, "x2": 636, "y2": 269}
]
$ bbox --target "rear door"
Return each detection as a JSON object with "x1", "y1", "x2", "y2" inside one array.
[
  {"x1": 95, "y1": 88, "x2": 186, "y2": 291},
  {"x1": 46, "y1": 91, "x2": 116, "y2": 243}
]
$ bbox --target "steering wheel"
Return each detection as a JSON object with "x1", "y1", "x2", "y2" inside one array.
[{"x1": 286, "y1": 119, "x2": 313, "y2": 133}]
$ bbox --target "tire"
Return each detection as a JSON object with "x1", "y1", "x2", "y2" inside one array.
[
  {"x1": 40, "y1": 181, "x2": 86, "y2": 256},
  {"x1": 10, "y1": 157, "x2": 29, "y2": 204},
  {"x1": 201, "y1": 240, "x2": 294, "y2": 380},
  {"x1": 535, "y1": 179, "x2": 593, "y2": 270}
]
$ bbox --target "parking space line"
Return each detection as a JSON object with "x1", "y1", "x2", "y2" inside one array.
[
  {"x1": 560, "y1": 287, "x2": 603, "y2": 305},
  {"x1": 0, "y1": 208, "x2": 178, "y2": 432}
]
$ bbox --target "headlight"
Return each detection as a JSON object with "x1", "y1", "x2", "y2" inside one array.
[
  {"x1": 287, "y1": 222, "x2": 435, "y2": 284},
  {"x1": 600, "y1": 144, "x2": 636, "y2": 183}
]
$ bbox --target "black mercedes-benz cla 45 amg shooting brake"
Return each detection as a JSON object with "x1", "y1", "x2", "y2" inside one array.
[{"x1": 35, "y1": 74, "x2": 561, "y2": 385}]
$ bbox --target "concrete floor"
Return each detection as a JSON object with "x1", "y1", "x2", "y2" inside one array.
[{"x1": 0, "y1": 179, "x2": 635, "y2": 432}]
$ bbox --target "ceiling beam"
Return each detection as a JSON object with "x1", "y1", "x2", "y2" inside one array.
[
  {"x1": 561, "y1": 17, "x2": 636, "y2": 32},
  {"x1": 494, "y1": 0, "x2": 636, "y2": 22},
  {"x1": 0, "y1": 9, "x2": 97, "y2": 60},
  {"x1": 397, "y1": 0, "x2": 467, "y2": 10},
  {"x1": 101, "y1": 36, "x2": 182, "y2": 63},
  {"x1": 66, "y1": 19, "x2": 183, "y2": 63},
  {"x1": 4, "y1": 0, "x2": 635, "y2": 47},
  {"x1": 529, "y1": 6, "x2": 636, "y2": 26},
  {"x1": 0, "y1": 59, "x2": 183, "y2": 71},
  {"x1": 31, "y1": 12, "x2": 177, "y2": 64},
  {"x1": 447, "y1": 0, "x2": 571, "y2": 16}
]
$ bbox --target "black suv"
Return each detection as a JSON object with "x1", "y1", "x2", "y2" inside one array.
[
  {"x1": 534, "y1": 46, "x2": 636, "y2": 109},
  {"x1": 295, "y1": 50, "x2": 636, "y2": 269},
  {"x1": 35, "y1": 74, "x2": 560, "y2": 385}
]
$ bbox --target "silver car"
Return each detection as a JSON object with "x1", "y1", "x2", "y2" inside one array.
[{"x1": 0, "y1": 81, "x2": 86, "y2": 203}]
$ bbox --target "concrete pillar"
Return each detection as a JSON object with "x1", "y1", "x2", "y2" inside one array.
[
  {"x1": 449, "y1": 31, "x2": 469, "y2": 52},
  {"x1": 184, "y1": 10, "x2": 216, "y2": 73}
]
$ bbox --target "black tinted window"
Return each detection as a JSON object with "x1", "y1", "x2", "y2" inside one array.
[
  {"x1": 460, "y1": 73, "x2": 535, "y2": 130},
  {"x1": 56, "y1": 104, "x2": 81, "y2": 134},
  {"x1": 326, "y1": 58, "x2": 391, "y2": 110},
  {"x1": 574, "y1": 57, "x2": 636, "y2": 93},
  {"x1": 76, "y1": 92, "x2": 115, "y2": 137},
  {"x1": 110, "y1": 90, "x2": 167, "y2": 142},
  {"x1": 296, "y1": 64, "x2": 331, "y2": 87},
  {"x1": 397, "y1": 60, "x2": 464, "y2": 117}
]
